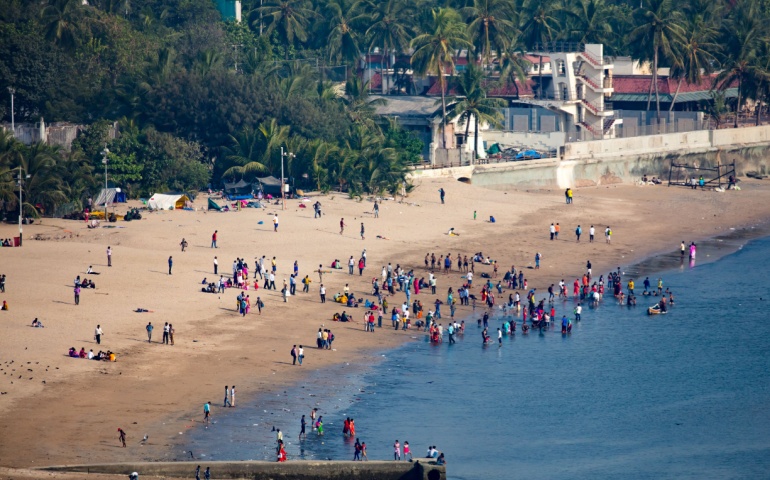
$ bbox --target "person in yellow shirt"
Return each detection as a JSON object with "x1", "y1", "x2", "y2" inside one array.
[{"x1": 627, "y1": 279, "x2": 635, "y2": 295}]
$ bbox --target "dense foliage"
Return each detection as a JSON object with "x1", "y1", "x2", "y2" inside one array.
[{"x1": 1, "y1": 0, "x2": 769, "y2": 213}]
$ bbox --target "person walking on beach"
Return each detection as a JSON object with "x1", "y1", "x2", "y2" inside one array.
[
  {"x1": 180, "y1": 238, "x2": 188, "y2": 252},
  {"x1": 224, "y1": 386, "x2": 231, "y2": 407},
  {"x1": 107, "y1": 246, "x2": 112, "y2": 267},
  {"x1": 273, "y1": 214, "x2": 279, "y2": 232},
  {"x1": 320, "y1": 284, "x2": 326, "y2": 303},
  {"x1": 169, "y1": 324, "x2": 175, "y2": 345},
  {"x1": 589, "y1": 225, "x2": 595, "y2": 243},
  {"x1": 214, "y1": 256, "x2": 218, "y2": 274},
  {"x1": 205, "y1": 467, "x2": 210, "y2": 480},
  {"x1": 74, "y1": 284, "x2": 81, "y2": 305},
  {"x1": 118, "y1": 428, "x2": 126, "y2": 447},
  {"x1": 298, "y1": 345, "x2": 304, "y2": 365},
  {"x1": 203, "y1": 402, "x2": 211, "y2": 425},
  {"x1": 291, "y1": 345, "x2": 298, "y2": 365},
  {"x1": 230, "y1": 385, "x2": 235, "y2": 407},
  {"x1": 195, "y1": 465, "x2": 200, "y2": 480},
  {"x1": 550, "y1": 223, "x2": 555, "y2": 240},
  {"x1": 162, "y1": 322, "x2": 170, "y2": 344},
  {"x1": 340, "y1": 218, "x2": 346, "y2": 235},
  {"x1": 146, "y1": 322, "x2": 153, "y2": 343},
  {"x1": 310, "y1": 408, "x2": 317, "y2": 432},
  {"x1": 681, "y1": 241, "x2": 686, "y2": 257},
  {"x1": 360, "y1": 223, "x2": 365, "y2": 240},
  {"x1": 168, "y1": 256, "x2": 173, "y2": 275},
  {"x1": 575, "y1": 225, "x2": 582, "y2": 242},
  {"x1": 438, "y1": 188, "x2": 445, "y2": 204},
  {"x1": 211, "y1": 230, "x2": 218, "y2": 248},
  {"x1": 349, "y1": 256, "x2": 355, "y2": 275},
  {"x1": 605, "y1": 226, "x2": 612, "y2": 244},
  {"x1": 313, "y1": 201, "x2": 322, "y2": 218},
  {"x1": 94, "y1": 324, "x2": 103, "y2": 344},
  {"x1": 373, "y1": 201, "x2": 379, "y2": 218}
]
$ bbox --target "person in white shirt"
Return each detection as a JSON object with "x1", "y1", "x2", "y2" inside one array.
[
  {"x1": 87, "y1": 349, "x2": 94, "y2": 360},
  {"x1": 94, "y1": 325, "x2": 103, "y2": 345},
  {"x1": 466, "y1": 271, "x2": 473, "y2": 287},
  {"x1": 589, "y1": 225, "x2": 595, "y2": 243},
  {"x1": 549, "y1": 223, "x2": 556, "y2": 240}
]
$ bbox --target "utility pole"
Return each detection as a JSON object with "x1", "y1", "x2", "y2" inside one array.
[
  {"x1": 280, "y1": 147, "x2": 295, "y2": 211},
  {"x1": 16, "y1": 167, "x2": 29, "y2": 247},
  {"x1": 7, "y1": 87, "x2": 15, "y2": 136},
  {"x1": 101, "y1": 147, "x2": 109, "y2": 218},
  {"x1": 232, "y1": 44, "x2": 243, "y2": 73}
]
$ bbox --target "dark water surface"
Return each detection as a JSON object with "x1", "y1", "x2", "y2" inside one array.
[{"x1": 183, "y1": 236, "x2": 770, "y2": 479}]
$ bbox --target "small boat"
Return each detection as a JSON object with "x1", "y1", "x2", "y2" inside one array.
[{"x1": 648, "y1": 304, "x2": 667, "y2": 315}]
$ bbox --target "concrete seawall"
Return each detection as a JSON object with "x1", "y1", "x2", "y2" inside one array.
[
  {"x1": 41, "y1": 460, "x2": 446, "y2": 480},
  {"x1": 411, "y1": 124, "x2": 770, "y2": 189}
]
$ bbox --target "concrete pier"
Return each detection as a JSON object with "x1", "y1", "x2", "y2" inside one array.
[{"x1": 40, "y1": 460, "x2": 446, "y2": 480}]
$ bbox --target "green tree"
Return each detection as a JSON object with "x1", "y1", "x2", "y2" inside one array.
[
  {"x1": 714, "y1": 0, "x2": 765, "y2": 128},
  {"x1": 461, "y1": 0, "x2": 516, "y2": 71},
  {"x1": 364, "y1": 0, "x2": 414, "y2": 95},
  {"x1": 668, "y1": 17, "x2": 719, "y2": 111},
  {"x1": 410, "y1": 7, "x2": 471, "y2": 149},
  {"x1": 325, "y1": 0, "x2": 365, "y2": 66},
  {"x1": 257, "y1": 0, "x2": 318, "y2": 59},
  {"x1": 629, "y1": 0, "x2": 685, "y2": 120},
  {"x1": 445, "y1": 65, "x2": 505, "y2": 159},
  {"x1": 519, "y1": 0, "x2": 560, "y2": 99},
  {"x1": 562, "y1": 0, "x2": 614, "y2": 48},
  {"x1": 40, "y1": 0, "x2": 87, "y2": 51}
]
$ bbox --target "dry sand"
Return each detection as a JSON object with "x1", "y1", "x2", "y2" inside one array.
[{"x1": 1, "y1": 178, "x2": 770, "y2": 470}]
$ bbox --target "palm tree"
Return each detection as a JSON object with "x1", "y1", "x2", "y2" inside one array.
[
  {"x1": 343, "y1": 76, "x2": 387, "y2": 131},
  {"x1": 445, "y1": 65, "x2": 506, "y2": 160},
  {"x1": 714, "y1": 0, "x2": 765, "y2": 128},
  {"x1": 325, "y1": 0, "x2": 366, "y2": 67},
  {"x1": 364, "y1": 0, "x2": 414, "y2": 95},
  {"x1": 222, "y1": 120, "x2": 290, "y2": 179},
  {"x1": 563, "y1": 0, "x2": 614, "y2": 48},
  {"x1": 519, "y1": 0, "x2": 560, "y2": 99},
  {"x1": 41, "y1": 0, "x2": 88, "y2": 51},
  {"x1": 628, "y1": 0, "x2": 684, "y2": 121},
  {"x1": 461, "y1": 0, "x2": 516, "y2": 71},
  {"x1": 17, "y1": 142, "x2": 69, "y2": 216},
  {"x1": 411, "y1": 8, "x2": 472, "y2": 149},
  {"x1": 499, "y1": 33, "x2": 531, "y2": 98},
  {"x1": 668, "y1": 17, "x2": 719, "y2": 111},
  {"x1": 257, "y1": 0, "x2": 318, "y2": 60}
]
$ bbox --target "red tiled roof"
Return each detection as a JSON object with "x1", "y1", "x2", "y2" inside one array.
[
  {"x1": 425, "y1": 77, "x2": 536, "y2": 97},
  {"x1": 612, "y1": 74, "x2": 734, "y2": 94}
]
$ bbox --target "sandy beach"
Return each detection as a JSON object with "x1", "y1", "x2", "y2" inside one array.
[{"x1": 1, "y1": 178, "x2": 770, "y2": 470}]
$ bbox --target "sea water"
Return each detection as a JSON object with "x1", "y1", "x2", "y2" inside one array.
[{"x1": 182, "y1": 235, "x2": 770, "y2": 479}]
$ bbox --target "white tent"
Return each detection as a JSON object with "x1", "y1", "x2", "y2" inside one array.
[{"x1": 147, "y1": 193, "x2": 190, "y2": 210}]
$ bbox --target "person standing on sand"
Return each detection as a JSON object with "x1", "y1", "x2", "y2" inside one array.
[
  {"x1": 550, "y1": 223, "x2": 555, "y2": 240},
  {"x1": 118, "y1": 428, "x2": 126, "y2": 447},
  {"x1": 340, "y1": 218, "x2": 346, "y2": 235},
  {"x1": 291, "y1": 345, "x2": 298, "y2": 365},
  {"x1": 605, "y1": 226, "x2": 612, "y2": 244},
  {"x1": 273, "y1": 214, "x2": 279, "y2": 232},
  {"x1": 230, "y1": 385, "x2": 235, "y2": 407},
  {"x1": 575, "y1": 225, "x2": 582, "y2": 242},
  {"x1": 320, "y1": 284, "x2": 326, "y2": 303},
  {"x1": 107, "y1": 246, "x2": 112, "y2": 267},
  {"x1": 224, "y1": 386, "x2": 231, "y2": 407},
  {"x1": 95, "y1": 324, "x2": 103, "y2": 344},
  {"x1": 438, "y1": 188, "x2": 445, "y2": 204},
  {"x1": 214, "y1": 256, "x2": 218, "y2": 275},
  {"x1": 168, "y1": 256, "x2": 173, "y2": 275},
  {"x1": 203, "y1": 402, "x2": 211, "y2": 424},
  {"x1": 589, "y1": 225, "x2": 595, "y2": 243},
  {"x1": 298, "y1": 345, "x2": 304, "y2": 365},
  {"x1": 211, "y1": 230, "x2": 218, "y2": 248},
  {"x1": 74, "y1": 284, "x2": 81, "y2": 305},
  {"x1": 373, "y1": 201, "x2": 379, "y2": 218},
  {"x1": 195, "y1": 465, "x2": 200, "y2": 480},
  {"x1": 360, "y1": 223, "x2": 365, "y2": 240},
  {"x1": 555, "y1": 223, "x2": 560, "y2": 239},
  {"x1": 180, "y1": 238, "x2": 188, "y2": 252},
  {"x1": 169, "y1": 324, "x2": 175, "y2": 345},
  {"x1": 146, "y1": 322, "x2": 153, "y2": 343},
  {"x1": 394, "y1": 440, "x2": 401, "y2": 460}
]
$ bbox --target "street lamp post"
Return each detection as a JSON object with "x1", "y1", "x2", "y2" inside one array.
[
  {"x1": 280, "y1": 147, "x2": 295, "y2": 211},
  {"x1": 16, "y1": 166, "x2": 29, "y2": 247},
  {"x1": 7, "y1": 87, "x2": 15, "y2": 136},
  {"x1": 101, "y1": 147, "x2": 109, "y2": 218}
]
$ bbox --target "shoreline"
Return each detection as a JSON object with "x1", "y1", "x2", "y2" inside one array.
[{"x1": 3, "y1": 179, "x2": 770, "y2": 469}]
